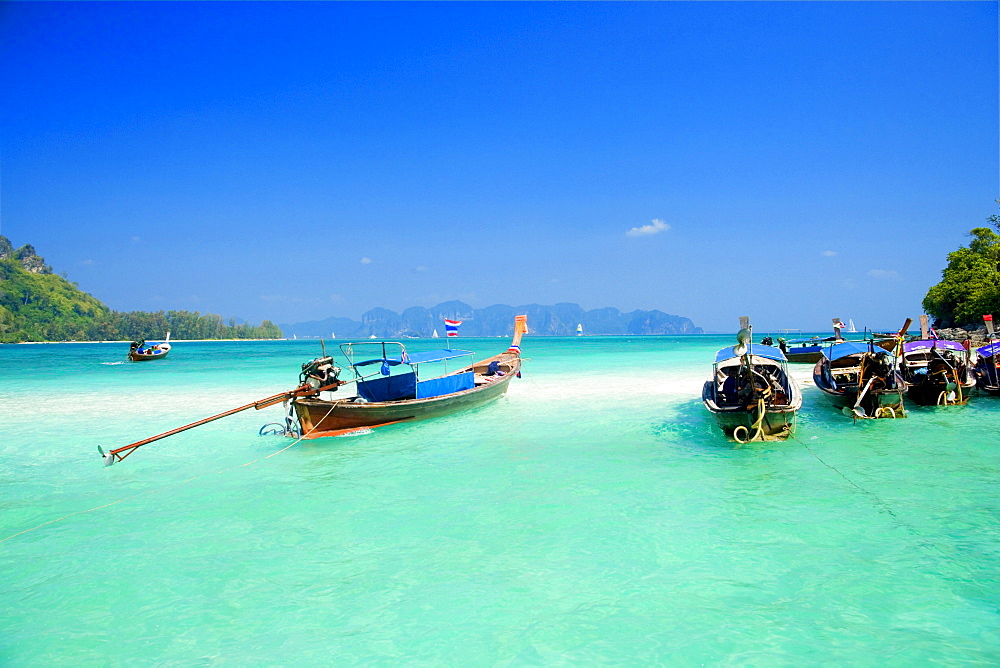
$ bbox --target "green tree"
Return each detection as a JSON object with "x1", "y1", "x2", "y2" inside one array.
[{"x1": 923, "y1": 205, "x2": 1000, "y2": 327}]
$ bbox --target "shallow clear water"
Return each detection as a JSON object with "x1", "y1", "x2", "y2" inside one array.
[{"x1": 1, "y1": 337, "x2": 998, "y2": 663}]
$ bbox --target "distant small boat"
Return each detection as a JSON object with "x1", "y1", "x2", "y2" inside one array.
[
  {"x1": 576, "y1": 323, "x2": 583, "y2": 336},
  {"x1": 848, "y1": 319, "x2": 857, "y2": 333},
  {"x1": 128, "y1": 332, "x2": 171, "y2": 362},
  {"x1": 432, "y1": 329, "x2": 439, "y2": 338},
  {"x1": 369, "y1": 334, "x2": 377, "y2": 339},
  {"x1": 813, "y1": 341, "x2": 905, "y2": 418},
  {"x1": 703, "y1": 320, "x2": 802, "y2": 442}
]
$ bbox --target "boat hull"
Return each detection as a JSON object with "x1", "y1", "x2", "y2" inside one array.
[
  {"x1": 904, "y1": 380, "x2": 974, "y2": 406},
  {"x1": 974, "y1": 358, "x2": 1000, "y2": 395},
  {"x1": 128, "y1": 350, "x2": 169, "y2": 362},
  {"x1": 784, "y1": 348, "x2": 823, "y2": 364},
  {"x1": 702, "y1": 381, "x2": 800, "y2": 440},
  {"x1": 812, "y1": 360, "x2": 906, "y2": 418},
  {"x1": 294, "y1": 363, "x2": 518, "y2": 437}
]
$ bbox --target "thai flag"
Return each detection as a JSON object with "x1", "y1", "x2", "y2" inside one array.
[{"x1": 444, "y1": 319, "x2": 462, "y2": 337}]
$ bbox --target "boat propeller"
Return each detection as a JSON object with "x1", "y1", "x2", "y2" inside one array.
[{"x1": 97, "y1": 445, "x2": 115, "y2": 467}]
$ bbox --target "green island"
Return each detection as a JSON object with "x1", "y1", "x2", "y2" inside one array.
[
  {"x1": 922, "y1": 202, "x2": 1000, "y2": 329},
  {"x1": 0, "y1": 236, "x2": 282, "y2": 343}
]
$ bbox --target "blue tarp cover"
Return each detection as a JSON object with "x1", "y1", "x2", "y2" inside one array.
[
  {"x1": 357, "y1": 372, "x2": 417, "y2": 402},
  {"x1": 825, "y1": 341, "x2": 882, "y2": 361},
  {"x1": 416, "y1": 371, "x2": 475, "y2": 399},
  {"x1": 714, "y1": 345, "x2": 786, "y2": 363},
  {"x1": 977, "y1": 342, "x2": 1000, "y2": 358}
]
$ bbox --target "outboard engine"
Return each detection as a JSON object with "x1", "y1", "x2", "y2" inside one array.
[{"x1": 300, "y1": 356, "x2": 341, "y2": 391}]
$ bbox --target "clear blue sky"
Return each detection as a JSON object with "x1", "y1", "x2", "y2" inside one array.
[{"x1": 1, "y1": 2, "x2": 996, "y2": 332}]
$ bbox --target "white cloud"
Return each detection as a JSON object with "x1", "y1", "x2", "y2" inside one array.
[
  {"x1": 360, "y1": 257, "x2": 373, "y2": 264},
  {"x1": 78, "y1": 259, "x2": 96, "y2": 266},
  {"x1": 130, "y1": 236, "x2": 141, "y2": 244},
  {"x1": 328, "y1": 294, "x2": 346, "y2": 304},
  {"x1": 626, "y1": 218, "x2": 671, "y2": 237},
  {"x1": 821, "y1": 250, "x2": 838, "y2": 257},
  {"x1": 868, "y1": 269, "x2": 900, "y2": 281},
  {"x1": 413, "y1": 265, "x2": 428, "y2": 273},
  {"x1": 842, "y1": 279, "x2": 859, "y2": 289}
]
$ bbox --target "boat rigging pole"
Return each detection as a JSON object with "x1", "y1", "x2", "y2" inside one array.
[{"x1": 97, "y1": 381, "x2": 343, "y2": 466}]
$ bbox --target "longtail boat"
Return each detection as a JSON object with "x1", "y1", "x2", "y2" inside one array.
[
  {"x1": 291, "y1": 315, "x2": 527, "y2": 438},
  {"x1": 127, "y1": 333, "x2": 171, "y2": 362},
  {"x1": 99, "y1": 317, "x2": 527, "y2": 465},
  {"x1": 973, "y1": 314, "x2": 999, "y2": 395},
  {"x1": 898, "y1": 339, "x2": 974, "y2": 406},
  {"x1": 703, "y1": 320, "x2": 802, "y2": 443},
  {"x1": 813, "y1": 340, "x2": 906, "y2": 418}
]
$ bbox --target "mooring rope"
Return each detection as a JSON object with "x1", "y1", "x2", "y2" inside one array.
[
  {"x1": 0, "y1": 400, "x2": 344, "y2": 545},
  {"x1": 791, "y1": 433, "x2": 988, "y2": 588}
]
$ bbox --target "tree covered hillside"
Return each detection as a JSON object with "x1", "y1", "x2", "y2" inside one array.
[
  {"x1": 922, "y1": 204, "x2": 1000, "y2": 328},
  {"x1": 0, "y1": 236, "x2": 282, "y2": 343}
]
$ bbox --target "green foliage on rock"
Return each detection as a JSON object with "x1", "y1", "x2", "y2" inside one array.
[
  {"x1": 0, "y1": 236, "x2": 283, "y2": 343},
  {"x1": 923, "y1": 204, "x2": 1000, "y2": 328}
]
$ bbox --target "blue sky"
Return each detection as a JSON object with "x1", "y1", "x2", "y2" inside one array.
[{"x1": 1, "y1": 1, "x2": 996, "y2": 332}]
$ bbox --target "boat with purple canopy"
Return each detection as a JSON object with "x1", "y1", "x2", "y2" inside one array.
[
  {"x1": 898, "y1": 339, "x2": 975, "y2": 406},
  {"x1": 973, "y1": 341, "x2": 1000, "y2": 395}
]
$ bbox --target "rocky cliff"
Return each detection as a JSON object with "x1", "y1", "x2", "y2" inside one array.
[
  {"x1": 282, "y1": 301, "x2": 703, "y2": 338},
  {"x1": 0, "y1": 236, "x2": 52, "y2": 274}
]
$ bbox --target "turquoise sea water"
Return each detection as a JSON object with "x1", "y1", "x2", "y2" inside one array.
[{"x1": 1, "y1": 336, "x2": 998, "y2": 663}]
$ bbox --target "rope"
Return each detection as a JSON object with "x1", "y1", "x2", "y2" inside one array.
[
  {"x1": 0, "y1": 400, "x2": 343, "y2": 545},
  {"x1": 733, "y1": 398, "x2": 767, "y2": 444}
]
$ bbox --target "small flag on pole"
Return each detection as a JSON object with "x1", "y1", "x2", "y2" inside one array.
[{"x1": 444, "y1": 319, "x2": 462, "y2": 337}]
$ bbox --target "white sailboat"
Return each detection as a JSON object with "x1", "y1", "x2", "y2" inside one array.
[
  {"x1": 848, "y1": 319, "x2": 857, "y2": 333},
  {"x1": 576, "y1": 323, "x2": 584, "y2": 336},
  {"x1": 432, "y1": 329, "x2": 439, "y2": 338}
]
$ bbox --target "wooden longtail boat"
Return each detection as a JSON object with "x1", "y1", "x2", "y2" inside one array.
[
  {"x1": 973, "y1": 314, "x2": 999, "y2": 395},
  {"x1": 127, "y1": 333, "x2": 171, "y2": 362},
  {"x1": 292, "y1": 315, "x2": 527, "y2": 438},
  {"x1": 898, "y1": 339, "x2": 975, "y2": 406},
  {"x1": 703, "y1": 322, "x2": 802, "y2": 443},
  {"x1": 778, "y1": 337, "x2": 833, "y2": 364},
  {"x1": 974, "y1": 341, "x2": 1000, "y2": 395},
  {"x1": 813, "y1": 341, "x2": 906, "y2": 418}
]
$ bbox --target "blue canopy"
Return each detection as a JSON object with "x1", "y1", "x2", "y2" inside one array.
[
  {"x1": 352, "y1": 349, "x2": 473, "y2": 368},
  {"x1": 714, "y1": 345, "x2": 787, "y2": 363},
  {"x1": 978, "y1": 342, "x2": 1000, "y2": 358},
  {"x1": 403, "y1": 349, "x2": 474, "y2": 365},
  {"x1": 824, "y1": 341, "x2": 883, "y2": 361}
]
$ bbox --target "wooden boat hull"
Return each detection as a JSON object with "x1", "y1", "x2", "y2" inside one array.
[
  {"x1": 294, "y1": 355, "x2": 519, "y2": 437},
  {"x1": 975, "y1": 358, "x2": 1000, "y2": 395},
  {"x1": 784, "y1": 348, "x2": 823, "y2": 364},
  {"x1": 904, "y1": 379, "x2": 975, "y2": 406},
  {"x1": 128, "y1": 350, "x2": 169, "y2": 362},
  {"x1": 812, "y1": 359, "x2": 905, "y2": 418},
  {"x1": 701, "y1": 381, "x2": 800, "y2": 440}
]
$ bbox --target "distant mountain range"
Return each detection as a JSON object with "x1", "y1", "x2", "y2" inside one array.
[{"x1": 280, "y1": 301, "x2": 702, "y2": 338}]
